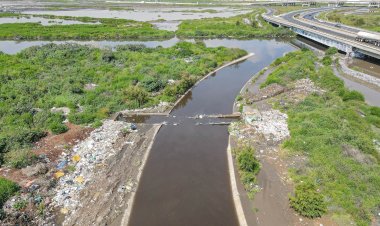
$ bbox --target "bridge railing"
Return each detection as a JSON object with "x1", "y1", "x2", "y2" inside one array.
[{"x1": 262, "y1": 14, "x2": 380, "y2": 55}]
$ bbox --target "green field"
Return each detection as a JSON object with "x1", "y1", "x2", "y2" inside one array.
[
  {"x1": 0, "y1": 13, "x2": 174, "y2": 40},
  {"x1": 263, "y1": 49, "x2": 380, "y2": 226},
  {"x1": 0, "y1": 9, "x2": 291, "y2": 40},
  {"x1": 177, "y1": 9, "x2": 293, "y2": 38},
  {"x1": 318, "y1": 9, "x2": 380, "y2": 32}
]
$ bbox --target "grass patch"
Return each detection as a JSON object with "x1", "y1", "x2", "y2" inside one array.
[
  {"x1": 289, "y1": 182, "x2": 327, "y2": 218},
  {"x1": 234, "y1": 146, "x2": 260, "y2": 198},
  {"x1": 177, "y1": 9, "x2": 293, "y2": 39},
  {"x1": 0, "y1": 13, "x2": 174, "y2": 40},
  {"x1": 263, "y1": 50, "x2": 380, "y2": 225},
  {"x1": 0, "y1": 178, "x2": 19, "y2": 208}
]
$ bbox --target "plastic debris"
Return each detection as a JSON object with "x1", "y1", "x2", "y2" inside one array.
[
  {"x1": 130, "y1": 123, "x2": 137, "y2": 130},
  {"x1": 60, "y1": 208, "x2": 69, "y2": 214},
  {"x1": 72, "y1": 155, "x2": 81, "y2": 162},
  {"x1": 54, "y1": 171, "x2": 65, "y2": 179},
  {"x1": 74, "y1": 176, "x2": 84, "y2": 184},
  {"x1": 34, "y1": 195, "x2": 42, "y2": 204},
  {"x1": 52, "y1": 120, "x2": 132, "y2": 216},
  {"x1": 56, "y1": 160, "x2": 67, "y2": 170}
]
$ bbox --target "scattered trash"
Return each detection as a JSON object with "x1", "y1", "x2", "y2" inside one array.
[
  {"x1": 72, "y1": 155, "x2": 81, "y2": 162},
  {"x1": 130, "y1": 123, "x2": 137, "y2": 130},
  {"x1": 21, "y1": 163, "x2": 48, "y2": 177},
  {"x1": 52, "y1": 120, "x2": 131, "y2": 216},
  {"x1": 54, "y1": 171, "x2": 65, "y2": 179},
  {"x1": 60, "y1": 208, "x2": 69, "y2": 215},
  {"x1": 28, "y1": 184, "x2": 40, "y2": 193},
  {"x1": 34, "y1": 195, "x2": 42, "y2": 204},
  {"x1": 56, "y1": 160, "x2": 67, "y2": 170},
  {"x1": 74, "y1": 176, "x2": 84, "y2": 184}
]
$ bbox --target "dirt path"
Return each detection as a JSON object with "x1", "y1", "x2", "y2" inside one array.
[{"x1": 229, "y1": 68, "x2": 336, "y2": 226}]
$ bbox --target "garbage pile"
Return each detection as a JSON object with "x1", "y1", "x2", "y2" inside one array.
[
  {"x1": 244, "y1": 109, "x2": 289, "y2": 142},
  {"x1": 294, "y1": 78, "x2": 323, "y2": 94},
  {"x1": 52, "y1": 120, "x2": 131, "y2": 214}
]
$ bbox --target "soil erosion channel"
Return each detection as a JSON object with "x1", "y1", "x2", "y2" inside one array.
[{"x1": 125, "y1": 40, "x2": 296, "y2": 226}]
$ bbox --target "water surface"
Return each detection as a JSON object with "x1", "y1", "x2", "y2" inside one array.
[{"x1": 127, "y1": 39, "x2": 296, "y2": 226}]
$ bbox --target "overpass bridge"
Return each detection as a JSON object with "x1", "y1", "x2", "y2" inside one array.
[{"x1": 262, "y1": 9, "x2": 380, "y2": 59}]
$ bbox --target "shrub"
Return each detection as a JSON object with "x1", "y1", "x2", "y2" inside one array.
[
  {"x1": 124, "y1": 86, "x2": 149, "y2": 107},
  {"x1": 237, "y1": 146, "x2": 260, "y2": 174},
  {"x1": 173, "y1": 77, "x2": 196, "y2": 95},
  {"x1": 4, "y1": 149, "x2": 36, "y2": 169},
  {"x1": 325, "y1": 47, "x2": 338, "y2": 56},
  {"x1": 289, "y1": 182, "x2": 327, "y2": 218},
  {"x1": 0, "y1": 177, "x2": 19, "y2": 208},
  {"x1": 141, "y1": 76, "x2": 166, "y2": 92},
  {"x1": 49, "y1": 122, "x2": 68, "y2": 134},
  {"x1": 322, "y1": 56, "x2": 332, "y2": 66}
]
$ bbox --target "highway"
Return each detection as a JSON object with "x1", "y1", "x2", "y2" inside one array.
[{"x1": 263, "y1": 7, "x2": 380, "y2": 58}]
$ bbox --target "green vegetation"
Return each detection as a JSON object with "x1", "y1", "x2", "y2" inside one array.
[
  {"x1": 177, "y1": 9, "x2": 293, "y2": 38},
  {"x1": 0, "y1": 13, "x2": 174, "y2": 40},
  {"x1": 0, "y1": 178, "x2": 19, "y2": 208},
  {"x1": 13, "y1": 200, "x2": 28, "y2": 211},
  {"x1": 271, "y1": 6, "x2": 317, "y2": 15},
  {"x1": 263, "y1": 50, "x2": 380, "y2": 225},
  {"x1": 234, "y1": 146, "x2": 260, "y2": 198},
  {"x1": 289, "y1": 182, "x2": 327, "y2": 218},
  {"x1": 261, "y1": 50, "x2": 317, "y2": 88},
  {"x1": 0, "y1": 42, "x2": 246, "y2": 166},
  {"x1": 319, "y1": 9, "x2": 380, "y2": 32},
  {"x1": 49, "y1": 122, "x2": 69, "y2": 134},
  {"x1": 4, "y1": 150, "x2": 37, "y2": 169},
  {"x1": 325, "y1": 47, "x2": 338, "y2": 56}
]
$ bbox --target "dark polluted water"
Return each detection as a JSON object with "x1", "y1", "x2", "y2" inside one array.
[{"x1": 127, "y1": 39, "x2": 296, "y2": 226}]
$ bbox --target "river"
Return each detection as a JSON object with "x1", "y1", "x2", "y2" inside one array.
[{"x1": 125, "y1": 39, "x2": 295, "y2": 226}]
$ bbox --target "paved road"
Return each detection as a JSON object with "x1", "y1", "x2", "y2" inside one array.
[{"x1": 267, "y1": 7, "x2": 380, "y2": 55}]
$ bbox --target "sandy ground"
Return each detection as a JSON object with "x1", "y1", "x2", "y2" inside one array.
[{"x1": 229, "y1": 67, "x2": 337, "y2": 226}]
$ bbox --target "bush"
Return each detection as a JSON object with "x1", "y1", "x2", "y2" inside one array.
[
  {"x1": 322, "y1": 56, "x2": 332, "y2": 66},
  {"x1": 49, "y1": 122, "x2": 68, "y2": 134},
  {"x1": 0, "y1": 177, "x2": 19, "y2": 208},
  {"x1": 141, "y1": 76, "x2": 166, "y2": 92},
  {"x1": 237, "y1": 146, "x2": 260, "y2": 174},
  {"x1": 325, "y1": 47, "x2": 338, "y2": 56},
  {"x1": 234, "y1": 146, "x2": 260, "y2": 198},
  {"x1": 124, "y1": 86, "x2": 149, "y2": 107},
  {"x1": 289, "y1": 182, "x2": 327, "y2": 218},
  {"x1": 4, "y1": 149, "x2": 36, "y2": 169}
]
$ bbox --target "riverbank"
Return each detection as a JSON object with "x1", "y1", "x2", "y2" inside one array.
[
  {"x1": 230, "y1": 49, "x2": 380, "y2": 226},
  {"x1": 0, "y1": 42, "x2": 247, "y2": 224}
]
